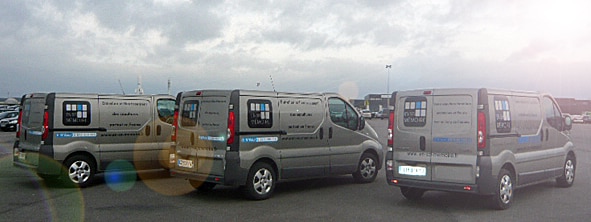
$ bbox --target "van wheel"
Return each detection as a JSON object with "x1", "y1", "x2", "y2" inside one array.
[
  {"x1": 400, "y1": 187, "x2": 425, "y2": 200},
  {"x1": 353, "y1": 153, "x2": 378, "y2": 183},
  {"x1": 189, "y1": 180, "x2": 216, "y2": 191},
  {"x1": 64, "y1": 155, "x2": 95, "y2": 188},
  {"x1": 556, "y1": 155, "x2": 576, "y2": 187},
  {"x1": 491, "y1": 169, "x2": 513, "y2": 210},
  {"x1": 243, "y1": 162, "x2": 275, "y2": 200}
]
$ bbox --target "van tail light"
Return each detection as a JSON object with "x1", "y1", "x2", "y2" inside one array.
[
  {"x1": 42, "y1": 111, "x2": 49, "y2": 140},
  {"x1": 16, "y1": 110, "x2": 23, "y2": 138},
  {"x1": 227, "y1": 111, "x2": 236, "y2": 145},
  {"x1": 388, "y1": 110, "x2": 395, "y2": 147},
  {"x1": 171, "y1": 110, "x2": 179, "y2": 142},
  {"x1": 477, "y1": 111, "x2": 486, "y2": 149}
]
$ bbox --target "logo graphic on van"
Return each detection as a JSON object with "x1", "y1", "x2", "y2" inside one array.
[
  {"x1": 494, "y1": 96, "x2": 512, "y2": 133},
  {"x1": 248, "y1": 99, "x2": 273, "y2": 128},
  {"x1": 403, "y1": 97, "x2": 427, "y2": 127},
  {"x1": 181, "y1": 101, "x2": 199, "y2": 126},
  {"x1": 63, "y1": 101, "x2": 91, "y2": 126}
]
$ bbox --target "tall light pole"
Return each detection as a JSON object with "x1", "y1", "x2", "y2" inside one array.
[
  {"x1": 386, "y1": 64, "x2": 392, "y2": 94},
  {"x1": 386, "y1": 64, "x2": 392, "y2": 109}
]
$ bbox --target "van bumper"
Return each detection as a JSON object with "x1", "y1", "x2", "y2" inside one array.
[
  {"x1": 386, "y1": 156, "x2": 497, "y2": 196},
  {"x1": 387, "y1": 178, "x2": 481, "y2": 194},
  {"x1": 170, "y1": 151, "x2": 248, "y2": 186},
  {"x1": 13, "y1": 144, "x2": 62, "y2": 176}
]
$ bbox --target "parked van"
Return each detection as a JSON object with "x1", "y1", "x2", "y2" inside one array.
[
  {"x1": 170, "y1": 90, "x2": 383, "y2": 199},
  {"x1": 13, "y1": 93, "x2": 175, "y2": 187},
  {"x1": 385, "y1": 88, "x2": 575, "y2": 209}
]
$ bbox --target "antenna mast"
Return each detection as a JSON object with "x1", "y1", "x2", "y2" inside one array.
[
  {"x1": 135, "y1": 75, "x2": 144, "y2": 95},
  {"x1": 269, "y1": 75, "x2": 276, "y2": 92},
  {"x1": 168, "y1": 78, "x2": 171, "y2": 95},
  {"x1": 118, "y1": 79, "x2": 126, "y2": 95}
]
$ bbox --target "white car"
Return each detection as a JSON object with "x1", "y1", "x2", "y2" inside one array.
[
  {"x1": 571, "y1": 115, "x2": 584, "y2": 123},
  {"x1": 361, "y1": 109, "x2": 372, "y2": 118}
]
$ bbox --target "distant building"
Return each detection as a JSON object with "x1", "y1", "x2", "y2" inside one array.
[
  {"x1": 555, "y1": 98, "x2": 591, "y2": 115},
  {"x1": 349, "y1": 99, "x2": 365, "y2": 110},
  {"x1": 363, "y1": 94, "x2": 391, "y2": 112},
  {"x1": 1, "y1": 97, "x2": 19, "y2": 105}
]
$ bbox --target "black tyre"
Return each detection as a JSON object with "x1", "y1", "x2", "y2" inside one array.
[
  {"x1": 353, "y1": 153, "x2": 378, "y2": 183},
  {"x1": 400, "y1": 186, "x2": 426, "y2": 201},
  {"x1": 242, "y1": 162, "x2": 276, "y2": 200},
  {"x1": 491, "y1": 168, "x2": 513, "y2": 210},
  {"x1": 63, "y1": 155, "x2": 96, "y2": 188},
  {"x1": 556, "y1": 155, "x2": 576, "y2": 187},
  {"x1": 189, "y1": 180, "x2": 216, "y2": 192}
]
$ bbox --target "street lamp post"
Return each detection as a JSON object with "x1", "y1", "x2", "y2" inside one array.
[
  {"x1": 386, "y1": 64, "x2": 392, "y2": 109},
  {"x1": 386, "y1": 65, "x2": 391, "y2": 94}
]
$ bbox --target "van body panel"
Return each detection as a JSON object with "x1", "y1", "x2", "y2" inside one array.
[
  {"x1": 275, "y1": 93, "x2": 329, "y2": 178},
  {"x1": 387, "y1": 88, "x2": 575, "y2": 198},
  {"x1": 171, "y1": 90, "x2": 384, "y2": 190},
  {"x1": 14, "y1": 93, "x2": 175, "y2": 177}
]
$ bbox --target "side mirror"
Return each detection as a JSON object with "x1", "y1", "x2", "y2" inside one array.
[
  {"x1": 359, "y1": 116, "x2": 366, "y2": 130},
  {"x1": 563, "y1": 115, "x2": 572, "y2": 131}
]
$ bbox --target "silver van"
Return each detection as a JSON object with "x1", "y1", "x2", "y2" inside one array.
[
  {"x1": 170, "y1": 90, "x2": 383, "y2": 199},
  {"x1": 385, "y1": 88, "x2": 575, "y2": 209},
  {"x1": 13, "y1": 93, "x2": 175, "y2": 187}
]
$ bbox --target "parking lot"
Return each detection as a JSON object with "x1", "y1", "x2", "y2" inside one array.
[{"x1": 1, "y1": 119, "x2": 590, "y2": 221}]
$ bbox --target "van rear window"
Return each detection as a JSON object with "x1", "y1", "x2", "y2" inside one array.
[
  {"x1": 403, "y1": 97, "x2": 427, "y2": 127},
  {"x1": 63, "y1": 101, "x2": 91, "y2": 126},
  {"x1": 181, "y1": 101, "x2": 199, "y2": 127}
]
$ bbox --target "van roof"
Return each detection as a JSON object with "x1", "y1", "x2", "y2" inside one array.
[
  {"x1": 180, "y1": 89, "x2": 340, "y2": 98},
  {"x1": 394, "y1": 88, "x2": 549, "y2": 97}
]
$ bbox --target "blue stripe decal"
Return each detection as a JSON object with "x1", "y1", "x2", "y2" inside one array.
[
  {"x1": 518, "y1": 135, "x2": 541, "y2": 144},
  {"x1": 433, "y1": 137, "x2": 472, "y2": 144}
]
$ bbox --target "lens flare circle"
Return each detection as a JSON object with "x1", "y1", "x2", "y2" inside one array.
[{"x1": 105, "y1": 159, "x2": 137, "y2": 192}]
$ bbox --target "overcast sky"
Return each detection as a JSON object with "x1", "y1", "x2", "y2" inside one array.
[{"x1": 1, "y1": 0, "x2": 590, "y2": 99}]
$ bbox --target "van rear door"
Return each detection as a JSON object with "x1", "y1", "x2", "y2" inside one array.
[
  {"x1": 393, "y1": 92, "x2": 433, "y2": 182},
  {"x1": 429, "y1": 90, "x2": 478, "y2": 184},
  {"x1": 16, "y1": 94, "x2": 48, "y2": 166},
  {"x1": 394, "y1": 89, "x2": 478, "y2": 185},
  {"x1": 174, "y1": 91, "x2": 230, "y2": 178}
]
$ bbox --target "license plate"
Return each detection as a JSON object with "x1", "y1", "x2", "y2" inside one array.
[
  {"x1": 19, "y1": 152, "x2": 26, "y2": 161},
  {"x1": 398, "y1": 166, "x2": 426, "y2": 176},
  {"x1": 177, "y1": 159, "x2": 194, "y2": 168}
]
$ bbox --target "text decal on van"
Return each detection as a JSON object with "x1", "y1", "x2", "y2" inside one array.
[
  {"x1": 242, "y1": 137, "x2": 279, "y2": 143},
  {"x1": 56, "y1": 132, "x2": 97, "y2": 138},
  {"x1": 248, "y1": 99, "x2": 273, "y2": 128},
  {"x1": 63, "y1": 101, "x2": 91, "y2": 126},
  {"x1": 494, "y1": 96, "x2": 512, "y2": 133},
  {"x1": 403, "y1": 97, "x2": 427, "y2": 127}
]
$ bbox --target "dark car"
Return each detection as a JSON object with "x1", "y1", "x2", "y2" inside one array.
[
  {"x1": 0, "y1": 116, "x2": 17, "y2": 131},
  {"x1": 583, "y1": 115, "x2": 591, "y2": 124},
  {"x1": 0, "y1": 111, "x2": 18, "y2": 121}
]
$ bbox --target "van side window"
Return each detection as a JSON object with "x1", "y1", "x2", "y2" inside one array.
[
  {"x1": 328, "y1": 98, "x2": 358, "y2": 131},
  {"x1": 543, "y1": 97, "x2": 563, "y2": 130},
  {"x1": 157, "y1": 99, "x2": 175, "y2": 124},
  {"x1": 63, "y1": 101, "x2": 91, "y2": 126},
  {"x1": 247, "y1": 99, "x2": 273, "y2": 128},
  {"x1": 181, "y1": 100, "x2": 199, "y2": 127},
  {"x1": 403, "y1": 97, "x2": 427, "y2": 127}
]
